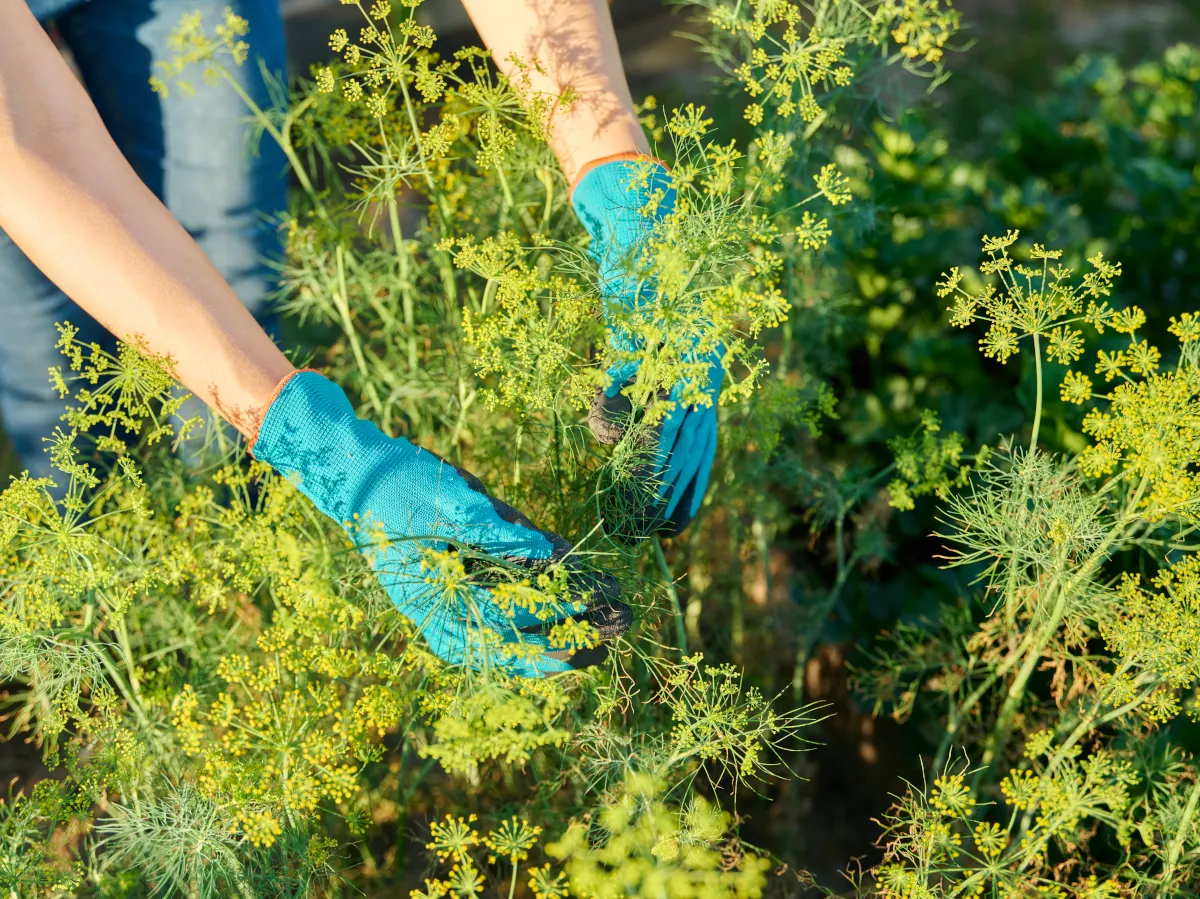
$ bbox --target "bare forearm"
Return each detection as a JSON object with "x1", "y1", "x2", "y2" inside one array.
[
  {"x1": 0, "y1": 1, "x2": 292, "y2": 438},
  {"x1": 460, "y1": 0, "x2": 649, "y2": 184}
]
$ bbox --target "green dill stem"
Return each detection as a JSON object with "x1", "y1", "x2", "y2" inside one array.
[
  {"x1": 1006, "y1": 349, "x2": 1049, "y2": 630},
  {"x1": 447, "y1": 379, "x2": 476, "y2": 457},
  {"x1": 778, "y1": 315, "x2": 793, "y2": 377},
  {"x1": 508, "y1": 862, "x2": 519, "y2": 899},
  {"x1": 496, "y1": 165, "x2": 516, "y2": 217},
  {"x1": 685, "y1": 539, "x2": 704, "y2": 649},
  {"x1": 791, "y1": 509, "x2": 853, "y2": 699},
  {"x1": 334, "y1": 245, "x2": 384, "y2": 415},
  {"x1": 1162, "y1": 776, "x2": 1200, "y2": 893},
  {"x1": 392, "y1": 43, "x2": 459, "y2": 308},
  {"x1": 94, "y1": 642, "x2": 155, "y2": 738},
  {"x1": 935, "y1": 664, "x2": 1004, "y2": 772},
  {"x1": 754, "y1": 516, "x2": 771, "y2": 637},
  {"x1": 538, "y1": 167, "x2": 555, "y2": 230},
  {"x1": 653, "y1": 537, "x2": 688, "y2": 654},
  {"x1": 1028, "y1": 331, "x2": 1044, "y2": 455},
  {"x1": 217, "y1": 69, "x2": 321, "y2": 211},
  {"x1": 979, "y1": 578, "x2": 1070, "y2": 773},
  {"x1": 390, "y1": 35, "x2": 436, "y2": 199},
  {"x1": 481, "y1": 277, "x2": 499, "y2": 315},
  {"x1": 730, "y1": 517, "x2": 744, "y2": 659},
  {"x1": 111, "y1": 615, "x2": 142, "y2": 700},
  {"x1": 386, "y1": 196, "x2": 419, "y2": 374},
  {"x1": 1003, "y1": 474, "x2": 1029, "y2": 630},
  {"x1": 977, "y1": 474, "x2": 1150, "y2": 784},
  {"x1": 513, "y1": 427, "x2": 523, "y2": 486}
]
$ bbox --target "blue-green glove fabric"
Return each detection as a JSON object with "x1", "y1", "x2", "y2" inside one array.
[
  {"x1": 572, "y1": 157, "x2": 722, "y2": 539},
  {"x1": 253, "y1": 371, "x2": 628, "y2": 677}
]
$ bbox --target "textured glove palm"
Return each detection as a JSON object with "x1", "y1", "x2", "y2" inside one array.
[
  {"x1": 253, "y1": 372, "x2": 629, "y2": 677},
  {"x1": 572, "y1": 157, "x2": 722, "y2": 539}
]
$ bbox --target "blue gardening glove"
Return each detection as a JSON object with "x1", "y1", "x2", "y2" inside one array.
[
  {"x1": 253, "y1": 371, "x2": 630, "y2": 677},
  {"x1": 572, "y1": 156, "x2": 723, "y2": 540}
]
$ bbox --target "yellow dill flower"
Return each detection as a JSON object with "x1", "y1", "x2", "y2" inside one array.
[
  {"x1": 798, "y1": 94, "x2": 822, "y2": 122},
  {"x1": 365, "y1": 93, "x2": 388, "y2": 118},
  {"x1": 1000, "y1": 769, "x2": 1041, "y2": 810},
  {"x1": 427, "y1": 814, "x2": 481, "y2": 864},
  {"x1": 875, "y1": 0, "x2": 961, "y2": 65},
  {"x1": 980, "y1": 325, "x2": 1019, "y2": 363},
  {"x1": 1046, "y1": 325, "x2": 1084, "y2": 364},
  {"x1": 814, "y1": 163, "x2": 851, "y2": 205},
  {"x1": 234, "y1": 808, "x2": 284, "y2": 848},
  {"x1": 667, "y1": 103, "x2": 714, "y2": 141},
  {"x1": 1060, "y1": 370, "x2": 1093, "y2": 405},
  {"x1": 794, "y1": 211, "x2": 831, "y2": 250},
  {"x1": 1168, "y1": 311, "x2": 1200, "y2": 342},
  {"x1": 410, "y1": 880, "x2": 450, "y2": 899},
  {"x1": 484, "y1": 816, "x2": 541, "y2": 865},
  {"x1": 1126, "y1": 338, "x2": 1161, "y2": 374},
  {"x1": 528, "y1": 865, "x2": 568, "y2": 899},
  {"x1": 1110, "y1": 304, "x2": 1146, "y2": 335},
  {"x1": 929, "y1": 772, "x2": 975, "y2": 816},
  {"x1": 1094, "y1": 348, "x2": 1128, "y2": 381},
  {"x1": 972, "y1": 820, "x2": 1008, "y2": 860}
]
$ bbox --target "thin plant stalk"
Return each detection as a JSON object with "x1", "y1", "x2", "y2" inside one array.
[
  {"x1": 653, "y1": 537, "x2": 688, "y2": 654},
  {"x1": 1162, "y1": 777, "x2": 1200, "y2": 894}
]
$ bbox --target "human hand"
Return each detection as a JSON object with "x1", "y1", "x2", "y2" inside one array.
[
  {"x1": 252, "y1": 371, "x2": 630, "y2": 677},
  {"x1": 572, "y1": 156, "x2": 722, "y2": 539}
]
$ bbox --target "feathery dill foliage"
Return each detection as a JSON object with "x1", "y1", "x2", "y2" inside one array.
[
  {"x1": 0, "y1": 0, "x2": 964, "y2": 893},
  {"x1": 854, "y1": 233, "x2": 1200, "y2": 895}
]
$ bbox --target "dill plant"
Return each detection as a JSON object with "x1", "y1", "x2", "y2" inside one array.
[
  {"x1": 0, "y1": 0, "x2": 978, "y2": 894},
  {"x1": 856, "y1": 233, "x2": 1200, "y2": 895}
]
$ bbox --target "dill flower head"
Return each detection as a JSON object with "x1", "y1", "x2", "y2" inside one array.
[
  {"x1": 426, "y1": 814, "x2": 481, "y2": 864},
  {"x1": 874, "y1": 0, "x2": 961, "y2": 66},
  {"x1": 484, "y1": 815, "x2": 541, "y2": 865}
]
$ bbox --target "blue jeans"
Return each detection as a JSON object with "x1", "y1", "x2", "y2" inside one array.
[{"x1": 1, "y1": 0, "x2": 288, "y2": 479}]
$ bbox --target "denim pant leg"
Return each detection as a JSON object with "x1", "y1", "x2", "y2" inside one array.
[
  {"x1": 0, "y1": 241, "x2": 110, "y2": 480},
  {"x1": 59, "y1": 0, "x2": 289, "y2": 322},
  {"x1": 0, "y1": 0, "x2": 287, "y2": 478}
]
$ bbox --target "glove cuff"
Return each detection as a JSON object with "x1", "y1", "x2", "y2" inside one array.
[
  {"x1": 570, "y1": 155, "x2": 676, "y2": 242},
  {"x1": 249, "y1": 368, "x2": 323, "y2": 458},
  {"x1": 569, "y1": 152, "x2": 671, "y2": 202}
]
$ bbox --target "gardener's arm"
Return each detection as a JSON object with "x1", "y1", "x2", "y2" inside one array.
[
  {"x1": 0, "y1": 1, "x2": 629, "y2": 671},
  {"x1": 459, "y1": 0, "x2": 650, "y2": 184},
  {"x1": 461, "y1": 0, "x2": 721, "y2": 540},
  {"x1": 0, "y1": 0, "x2": 292, "y2": 438}
]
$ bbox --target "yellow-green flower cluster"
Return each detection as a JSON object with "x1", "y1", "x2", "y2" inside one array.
[
  {"x1": 1073, "y1": 322, "x2": 1200, "y2": 518},
  {"x1": 546, "y1": 772, "x2": 771, "y2": 899},
  {"x1": 941, "y1": 232, "x2": 1121, "y2": 365},
  {"x1": 874, "y1": 753, "x2": 1136, "y2": 896},
  {"x1": 412, "y1": 813, "x2": 561, "y2": 899},
  {"x1": 707, "y1": 0, "x2": 853, "y2": 126},
  {"x1": 872, "y1": 0, "x2": 961, "y2": 67},
  {"x1": 885, "y1": 410, "x2": 977, "y2": 511},
  {"x1": 148, "y1": 7, "x2": 250, "y2": 97},
  {"x1": 1101, "y1": 557, "x2": 1200, "y2": 708},
  {"x1": 313, "y1": 0, "x2": 444, "y2": 117},
  {"x1": 453, "y1": 232, "x2": 600, "y2": 414}
]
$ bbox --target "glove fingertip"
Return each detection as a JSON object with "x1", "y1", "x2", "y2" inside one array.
[
  {"x1": 658, "y1": 410, "x2": 706, "y2": 508},
  {"x1": 687, "y1": 416, "x2": 719, "y2": 521},
  {"x1": 589, "y1": 387, "x2": 632, "y2": 445},
  {"x1": 660, "y1": 416, "x2": 718, "y2": 537}
]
